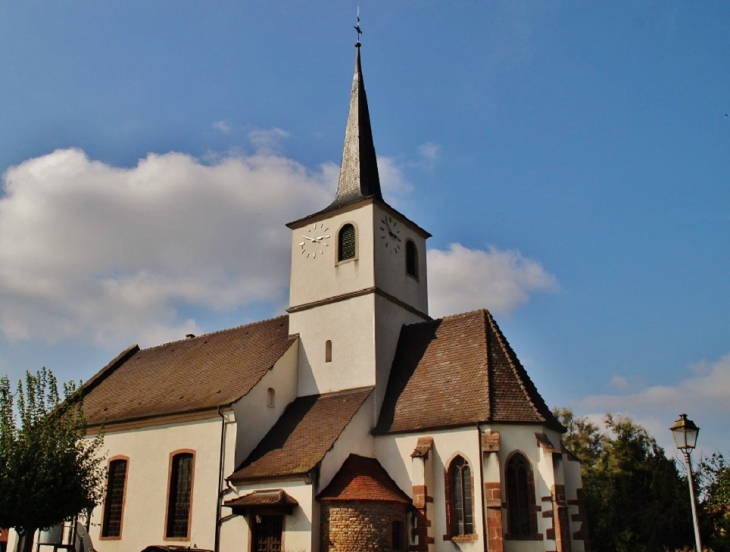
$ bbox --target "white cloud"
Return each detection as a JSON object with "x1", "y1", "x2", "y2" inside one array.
[
  {"x1": 409, "y1": 142, "x2": 440, "y2": 171},
  {"x1": 212, "y1": 120, "x2": 231, "y2": 134},
  {"x1": 0, "y1": 147, "x2": 332, "y2": 348},
  {"x1": 248, "y1": 127, "x2": 290, "y2": 154},
  {"x1": 578, "y1": 353, "x2": 730, "y2": 454},
  {"x1": 0, "y1": 146, "x2": 557, "y2": 355},
  {"x1": 427, "y1": 243, "x2": 558, "y2": 318},
  {"x1": 581, "y1": 354, "x2": 730, "y2": 416},
  {"x1": 377, "y1": 156, "x2": 414, "y2": 200}
]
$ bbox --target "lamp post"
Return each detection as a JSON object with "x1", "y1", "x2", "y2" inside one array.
[{"x1": 670, "y1": 413, "x2": 702, "y2": 552}]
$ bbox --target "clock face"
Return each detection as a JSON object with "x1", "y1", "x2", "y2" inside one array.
[
  {"x1": 379, "y1": 215, "x2": 402, "y2": 254},
  {"x1": 299, "y1": 222, "x2": 330, "y2": 259}
]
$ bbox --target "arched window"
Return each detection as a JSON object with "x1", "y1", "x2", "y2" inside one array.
[
  {"x1": 506, "y1": 453, "x2": 537, "y2": 538},
  {"x1": 325, "y1": 340, "x2": 332, "y2": 362},
  {"x1": 102, "y1": 457, "x2": 128, "y2": 538},
  {"x1": 406, "y1": 240, "x2": 418, "y2": 278},
  {"x1": 338, "y1": 224, "x2": 356, "y2": 262},
  {"x1": 166, "y1": 451, "x2": 194, "y2": 539},
  {"x1": 267, "y1": 387, "x2": 275, "y2": 408},
  {"x1": 447, "y1": 455, "x2": 474, "y2": 537}
]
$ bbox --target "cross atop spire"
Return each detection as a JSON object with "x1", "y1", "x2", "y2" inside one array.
[
  {"x1": 328, "y1": 35, "x2": 383, "y2": 209},
  {"x1": 354, "y1": 7, "x2": 362, "y2": 44}
]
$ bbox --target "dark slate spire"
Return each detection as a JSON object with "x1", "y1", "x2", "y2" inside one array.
[{"x1": 329, "y1": 42, "x2": 383, "y2": 209}]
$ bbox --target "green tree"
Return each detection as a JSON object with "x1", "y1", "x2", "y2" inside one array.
[
  {"x1": 555, "y1": 409, "x2": 694, "y2": 552},
  {"x1": 698, "y1": 452, "x2": 730, "y2": 552},
  {"x1": 0, "y1": 368, "x2": 104, "y2": 552}
]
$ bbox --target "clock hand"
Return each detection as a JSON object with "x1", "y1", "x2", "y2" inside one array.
[{"x1": 302, "y1": 235, "x2": 315, "y2": 241}]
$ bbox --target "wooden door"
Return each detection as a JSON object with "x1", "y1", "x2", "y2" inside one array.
[{"x1": 254, "y1": 515, "x2": 282, "y2": 552}]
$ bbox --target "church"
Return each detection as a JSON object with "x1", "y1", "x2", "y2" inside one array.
[{"x1": 18, "y1": 40, "x2": 588, "y2": 552}]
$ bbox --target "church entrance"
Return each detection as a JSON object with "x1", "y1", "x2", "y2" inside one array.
[{"x1": 253, "y1": 515, "x2": 282, "y2": 552}]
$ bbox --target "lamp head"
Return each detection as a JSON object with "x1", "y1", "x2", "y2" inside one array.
[{"x1": 670, "y1": 413, "x2": 700, "y2": 451}]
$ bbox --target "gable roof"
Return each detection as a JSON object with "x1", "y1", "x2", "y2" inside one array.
[
  {"x1": 82, "y1": 316, "x2": 296, "y2": 425},
  {"x1": 318, "y1": 454, "x2": 411, "y2": 504},
  {"x1": 228, "y1": 387, "x2": 372, "y2": 483},
  {"x1": 374, "y1": 309, "x2": 563, "y2": 434}
]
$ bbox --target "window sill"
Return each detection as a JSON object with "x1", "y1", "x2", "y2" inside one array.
[{"x1": 335, "y1": 257, "x2": 358, "y2": 266}]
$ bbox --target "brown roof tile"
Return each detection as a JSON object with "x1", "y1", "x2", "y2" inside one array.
[
  {"x1": 82, "y1": 316, "x2": 296, "y2": 425},
  {"x1": 228, "y1": 387, "x2": 372, "y2": 483},
  {"x1": 224, "y1": 489, "x2": 299, "y2": 508},
  {"x1": 374, "y1": 309, "x2": 563, "y2": 434},
  {"x1": 317, "y1": 454, "x2": 411, "y2": 504}
]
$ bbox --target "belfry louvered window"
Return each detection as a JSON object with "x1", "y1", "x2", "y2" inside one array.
[
  {"x1": 406, "y1": 240, "x2": 418, "y2": 278},
  {"x1": 338, "y1": 224, "x2": 356, "y2": 261},
  {"x1": 166, "y1": 452, "x2": 194, "y2": 539},
  {"x1": 102, "y1": 458, "x2": 128, "y2": 538}
]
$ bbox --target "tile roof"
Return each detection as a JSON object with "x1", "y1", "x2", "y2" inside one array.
[
  {"x1": 82, "y1": 316, "x2": 296, "y2": 425},
  {"x1": 318, "y1": 454, "x2": 411, "y2": 504},
  {"x1": 374, "y1": 309, "x2": 563, "y2": 434},
  {"x1": 228, "y1": 387, "x2": 372, "y2": 483},
  {"x1": 224, "y1": 490, "x2": 299, "y2": 508}
]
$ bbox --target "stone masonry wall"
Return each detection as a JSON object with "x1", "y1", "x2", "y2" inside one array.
[{"x1": 321, "y1": 501, "x2": 407, "y2": 552}]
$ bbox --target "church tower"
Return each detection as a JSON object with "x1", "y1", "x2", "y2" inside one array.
[{"x1": 287, "y1": 41, "x2": 431, "y2": 406}]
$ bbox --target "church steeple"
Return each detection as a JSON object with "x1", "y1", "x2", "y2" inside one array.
[{"x1": 329, "y1": 42, "x2": 383, "y2": 209}]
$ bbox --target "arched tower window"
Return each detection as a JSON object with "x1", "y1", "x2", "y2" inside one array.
[
  {"x1": 338, "y1": 224, "x2": 356, "y2": 262},
  {"x1": 267, "y1": 387, "x2": 275, "y2": 408},
  {"x1": 506, "y1": 453, "x2": 537, "y2": 538},
  {"x1": 446, "y1": 455, "x2": 474, "y2": 537},
  {"x1": 406, "y1": 240, "x2": 418, "y2": 278},
  {"x1": 325, "y1": 340, "x2": 332, "y2": 362}
]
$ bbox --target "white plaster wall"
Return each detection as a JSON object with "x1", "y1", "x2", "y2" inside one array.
[
  {"x1": 317, "y1": 393, "x2": 376, "y2": 493},
  {"x1": 289, "y1": 204, "x2": 375, "y2": 309},
  {"x1": 374, "y1": 424, "x2": 587, "y2": 552},
  {"x1": 562, "y1": 454, "x2": 587, "y2": 552},
  {"x1": 89, "y1": 415, "x2": 230, "y2": 552},
  {"x1": 372, "y1": 203, "x2": 429, "y2": 315},
  {"x1": 373, "y1": 295, "x2": 426, "y2": 416},
  {"x1": 231, "y1": 340, "x2": 299, "y2": 466},
  {"x1": 375, "y1": 427, "x2": 486, "y2": 552},
  {"x1": 290, "y1": 294, "x2": 376, "y2": 396},
  {"x1": 491, "y1": 424, "x2": 565, "y2": 552},
  {"x1": 220, "y1": 480, "x2": 314, "y2": 552}
]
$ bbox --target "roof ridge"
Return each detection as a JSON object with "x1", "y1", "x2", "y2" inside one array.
[
  {"x1": 318, "y1": 453, "x2": 411, "y2": 503},
  {"x1": 484, "y1": 311, "x2": 563, "y2": 432},
  {"x1": 140, "y1": 314, "x2": 289, "y2": 352},
  {"x1": 484, "y1": 311, "x2": 539, "y2": 417},
  {"x1": 480, "y1": 310, "x2": 494, "y2": 423},
  {"x1": 297, "y1": 385, "x2": 374, "y2": 401},
  {"x1": 400, "y1": 308, "x2": 489, "y2": 332}
]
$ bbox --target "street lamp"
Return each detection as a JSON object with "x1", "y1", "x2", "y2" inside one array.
[{"x1": 670, "y1": 413, "x2": 702, "y2": 552}]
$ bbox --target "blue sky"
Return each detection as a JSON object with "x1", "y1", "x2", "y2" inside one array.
[{"x1": 1, "y1": 2, "x2": 728, "y2": 456}]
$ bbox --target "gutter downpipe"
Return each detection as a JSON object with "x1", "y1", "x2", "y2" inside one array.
[
  {"x1": 215, "y1": 406, "x2": 227, "y2": 552},
  {"x1": 477, "y1": 423, "x2": 488, "y2": 552}
]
